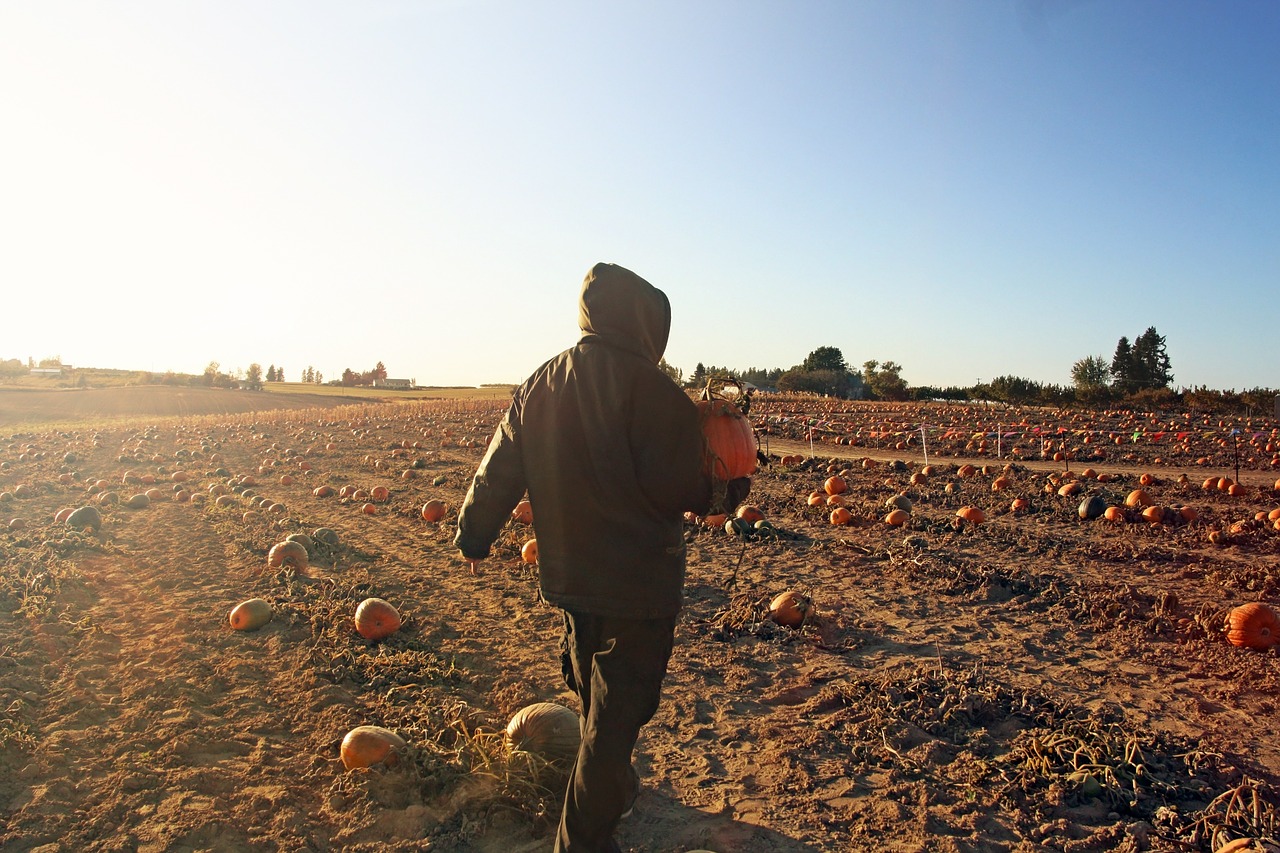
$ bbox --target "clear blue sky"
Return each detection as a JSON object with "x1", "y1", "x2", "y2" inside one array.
[{"x1": 2, "y1": 1, "x2": 1276, "y2": 391}]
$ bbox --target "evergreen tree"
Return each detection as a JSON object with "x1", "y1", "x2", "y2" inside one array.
[
  {"x1": 1110, "y1": 337, "x2": 1134, "y2": 391},
  {"x1": 1111, "y1": 329, "x2": 1173, "y2": 391},
  {"x1": 1132, "y1": 327, "x2": 1173, "y2": 388}
]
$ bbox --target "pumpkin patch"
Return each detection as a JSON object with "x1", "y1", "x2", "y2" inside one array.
[{"x1": 2, "y1": 390, "x2": 1279, "y2": 852}]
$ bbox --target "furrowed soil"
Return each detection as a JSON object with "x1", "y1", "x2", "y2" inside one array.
[{"x1": 1, "y1": 393, "x2": 1278, "y2": 853}]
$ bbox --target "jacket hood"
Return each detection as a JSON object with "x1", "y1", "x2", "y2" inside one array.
[{"x1": 578, "y1": 262, "x2": 670, "y2": 364}]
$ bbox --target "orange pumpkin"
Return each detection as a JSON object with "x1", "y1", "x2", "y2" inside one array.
[
  {"x1": 1224, "y1": 602, "x2": 1279, "y2": 650},
  {"x1": 1124, "y1": 489, "x2": 1153, "y2": 508},
  {"x1": 829, "y1": 507, "x2": 853, "y2": 526},
  {"x1": 768, "y1": 590, "x2": 810, "y2": 628},
  {"x1": 340, "y1": 725, "x2": 407, "y2": 770},
  {"x1": 698, "y1": 398, "x2": 758, "y2": 481},
  {"x1": 823, "y1": 475, "x2": 848, "y2": 496},
  {"x1": 1103, "y1": 506, "x2": 1126, "y2": 523},
  {"x1": 956, "y1": 506, "x2": 986, "y2": 525},
  {"x1": 1141, "y1": 505, "x2": 1165, "y2": 524},
  {"x1": 371, "y1": 486, "x2": 390, "y2": 502},
  {"x1": 229, "y1": 598, "x2": 273, "y2": 631},
  {"x1": 806, "y1": 491, "x2": 825, "y2": 507},
  {"x1": 421, "y1": 499, "x2": 447, "y2": 522},
  {"x1": 736, "y1": 505, "x2": 765, "y2": 524},
  {"x1": 883, "y1": 508, "x2": 909, "y2": 527},
  {"x1": 354, "y1": 597, "x2": 402, "y2": 641},
  {"x1": 1010, "y1": 498, "x2": 1030, "y2": 514},
  {"x1": 267, "y1": 540, "x2": 309, "y2": 570},
  {"x1": 521, "y1": 538, "x2": 538, "y2": 564}
]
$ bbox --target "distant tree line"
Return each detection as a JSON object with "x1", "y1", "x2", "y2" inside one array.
[
  {"x1": 678, "y1": 326, "x2": 1278, "y2": 415},
  {"x1": 340, "y1": 362, "x2": 389, "y2": 387}
]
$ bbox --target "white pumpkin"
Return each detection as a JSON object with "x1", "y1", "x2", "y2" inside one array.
[{"x1": 504, "y1": 702, "x2": 581, "y2": 763}]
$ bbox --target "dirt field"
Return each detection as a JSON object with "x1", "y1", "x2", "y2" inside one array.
[
  {"x1": 1, "y1": 394, "x2": 1278, "y2": 852},
  {"x1": 0, "y1": 386, "x2": 368, "y2": 427}
]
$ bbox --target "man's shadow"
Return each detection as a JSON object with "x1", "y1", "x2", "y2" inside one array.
[{"x1": 616, "y1": 788, "x2": 822, "y2": 852}]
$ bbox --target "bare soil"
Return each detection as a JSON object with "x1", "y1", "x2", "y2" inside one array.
[
  {"x1": 0, "y1": 386, "x2": 366, "y2": 427},
  {"x1": 1, "y1": 395, "x2": 1278, "y2": 852}
]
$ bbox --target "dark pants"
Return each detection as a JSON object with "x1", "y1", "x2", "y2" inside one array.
[{"x1": 555, "y1": 610, "x2": 676, "y2": 853}]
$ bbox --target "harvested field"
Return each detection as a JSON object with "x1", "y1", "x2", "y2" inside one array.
[
  {"x1": 1, "y1": 394, "x2": 1278, "y2": 852},
  {"x1": 0, "y1": 387, "x2": 362, "y2": 427}
]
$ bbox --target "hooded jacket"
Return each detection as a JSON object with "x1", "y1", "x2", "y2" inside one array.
[{"x1": 454, "y1": 263, "x2": 712, "y2": 618}]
